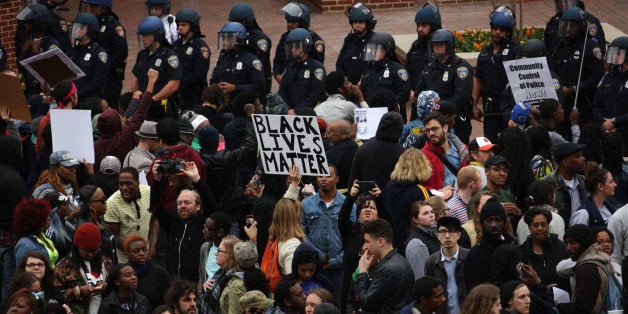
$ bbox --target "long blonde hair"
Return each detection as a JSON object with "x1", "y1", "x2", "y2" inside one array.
[
  {"x1": 269, "y1": 198, "x2": 305, "y2": 242},
  {"x1": 390, "y1": 148, "x2": 432, "y2": 183},
  {"x1": 219, "y1": 236, "x2": 242, "y2": 270}
]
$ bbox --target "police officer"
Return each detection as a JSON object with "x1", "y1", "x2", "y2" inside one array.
[
  {"x1": 500, "y1": 39, "x2": 565, "y2": 128},
  {"x1": 172, "y1": 8, "x2": 210, "y2": 110},
  {"x1": 70, "y1": 13, "x2": 110, "y2": 101},
  {"x1": 359, "y1": 33, "x2": 410, "y2": 117},
  {"x1": 593, "y1": 37, "x2": 628, "y2": 149},
  {"x1": 146, "y1": 0, "x2": 178, "y2": 45},
  {"x1": 336, "y1": 2, "x2": 376, "y2": 85},
  {"x1": 415, "y1": 29, "x2": 473, "y2": 144},
  {"x1": 210, "y1": 22, "x2": 265, "y2": 109},
  {"x1": 544, "y1": 0, "x2": 605, "y2": 58},
  {"x1": 228, "y1": 3, "x2": 272, "y2": 93},
  {"x1": 82, "y1": 0, "x2": 128, "y2": 109},
  {"x1": 549, "y1": 7, "x2": 604, "y2": 129},
  {"x1": 278, "y1": 28, "x2": 326, "y2": 113},
  {"x1": 273, "y1": 2, "x2": 325, "y2": 84},
  {"x1": 472, "y1": 6, "x2": 520, "y2": 142},
  {"x1": 0, "y1": 42, "x2": 6, "y2": 72},
  {"x1": 132, "y1": 16, "x2": 182, "y2": 120},
  {"x1": 15, "y1": 4, "x2": 61, "y2": 96},
  {"x1": 39, "y1": 0, "x2": 72, "y2": 53}
]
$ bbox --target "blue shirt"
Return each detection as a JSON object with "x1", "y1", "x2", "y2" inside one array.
[
  {"x1": 441, "y1": 248, "x2": 460, "y2": 314},
  {"x1": 301, "y1": 192, "x2": 356, "y2": 269},
  {"x1": 205, "y1": 244, "x2": 219, "y2": 280},
  {"x1": 444, "y1": 139, "x2": 460, "y2": 186}
]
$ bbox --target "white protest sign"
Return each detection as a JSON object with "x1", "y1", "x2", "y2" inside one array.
[
  {"x1": 354, "y1": 107, "x2": 388, "y2": 140},
  {"x1": 503, "y1": 57, "x2": 558, "y2": 104},
  {"x1": 50, "y1": 109, "x2": 95, "y2": 163},
  {"x1": 252, "y1": 114, "x2": 329, "y2": 176}
]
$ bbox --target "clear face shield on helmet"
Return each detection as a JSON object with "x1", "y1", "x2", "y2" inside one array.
[
  {"x1": 605, "y1": 46, "x2": 627, "y2": 65},
  {"x1": 555, "y1": 0, "x2": 577, "y2": 14},
  {"x1": 280, "y1": 2, "x2": 304, "y2": 19},
  {"x1": 428, "y1": 41, "x2": 450, "y2": 58},
  {"x1": 136, "y1": 32, "x2": 156, "y2": 49},
  {"x1": 285, "y1": 40, "x2": 307, "y2": 59},
  {"x1": 364, "y1": 43, "x2": 385, "y2": 61},
  {"x1": 146, "y1": 3, "x2": 165, "y2": 17},
  {"x1": 558, "y1": 19, "x2": 583, "y2": 38},
  {"x1": 218, "y1": 32, "x2": 238, "y2": 51},
  {"x1": 71, "y1": 22, "x2": 90, "y2": 40}
]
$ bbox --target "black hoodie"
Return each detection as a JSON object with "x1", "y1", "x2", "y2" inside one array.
[
  {"x1": 0, "y1": 135, "x2": 26, "y2": 232},
  {"x1": 279, "y1": 243, "x2": 334, "y2": 295}
]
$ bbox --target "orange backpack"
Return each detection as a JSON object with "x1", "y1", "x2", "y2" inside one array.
[{"x1": 261, "y1": 239, "x2": 283, "y2": 291}]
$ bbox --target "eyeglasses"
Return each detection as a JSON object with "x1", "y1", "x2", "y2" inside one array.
[
  {"x1": 436, "y1": 230, "x2": 459, "y2": 236},
  {"x1": 90, "y1": 198, "x2": 106, "y2": 204},
  {"x1": 217, "y1": 248, "x2": 228, "y2": 254},
  {"x1": 130, "y1": 247, "x2": 148, "y2": 254},
  {"x1": 425, "y1": 126, "x2": 442, "y2": 134},
  {"x1": 488, "y1": 167, "x2": 509, "y2": 173},
  {"x1": 25, "y1": 262, "x2": 46, "y2": 269}
]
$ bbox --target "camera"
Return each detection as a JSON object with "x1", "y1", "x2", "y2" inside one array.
[
  {"x1": 157, "y1": 158, "x2": 186, "y2": 175},
  {"x1": 57, "y1": 195, "x2": 74, "y2": 205}
]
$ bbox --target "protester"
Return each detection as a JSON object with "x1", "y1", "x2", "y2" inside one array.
[
  {"x1": 278, "y1": 243, "x2": 334, "y2": 295},
  {"x1": 570, "y1": 167, "x2": 617, "y2": 227},
  {"x1": 13, "y1": 198, "x2": 58, "y2": 267},
  {"x1": 516, "y1": 180, "x2": 565, "y2": 241},
  {"x1": 98, "y1": 263, "x2": 151, "y2": 313},
  {"x1": 200, "y1": 236, "x2": 241, "y2": 314},
  {"x1": 460, "y1": 283, "x2": 501, "y2": 314},
  {"x1": 77, "y1": 185, "x2": 117, "y2": 263},
  {"x1": 405, "y1": 201, "x2": 440, "y2": 280},
  {"x1": 123, "y1": 235, "x2": 170, "y2": 309},
  {"x1": 198, "y1": 212, "x2": 232, "y2": 297},
  {"x1": 268, "y1": 280, "x2": 307, "y2": 314},
  {"x1": 305, "y1": 288, "x2": 335, "y2": 314},
  {"x1": 220, "y1": 241, "x2": 269, "y2": 314},
  {"x1": 400, "y1": 276, "x2": 447, "y2": 314},
  {"x1": 13, "y1": 252, "x2": 65, "y2": 310},
  {"x1": 461, "y1": 190, "x2": 498, "y2": 248}
]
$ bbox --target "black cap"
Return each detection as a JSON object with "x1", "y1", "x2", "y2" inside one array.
[
  {"x1": 564, "y1": 224, "x2": 594, "y2": 248},
  {"x1": 553, "y1": 142, "x2": 586, "y2": 163},
  {"x1": 485, "y1": 155, "x2": 511, "y2": 168},
  {"x1": 178, "y1": 118, "x2": 195, "y2": 135},
  {"x1": 479, "y1": 199, "x2": 507, "y2": 223}
]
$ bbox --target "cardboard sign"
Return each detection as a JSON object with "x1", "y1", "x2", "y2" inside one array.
[
  {"x1": 252, "y1": 114, "x2": 329, "y2": 176},
  {"x1": 503, "y1": 57, "x2": 558, "y2": 104},
  {"x1": 0, "y1": 74, "x2": 31, "y2": 122},
  {"x1": 354, "y1": 107, "x2": 388, "y2": 140},
  {"x1": 50, "y1": 109, "x2": 94, "y2": 163},
  {"x1": 19, "y1": 48, "x2": 85, "y2": 88}
]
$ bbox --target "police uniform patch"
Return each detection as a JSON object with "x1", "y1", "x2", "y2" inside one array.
[
  {"x1": 588, "y1": 23, "x2": 597, "y2": 36},
  {"x1": 100, "y1": 25, "x2": 106, "y2": 33},
  {"x1": 0, "y1": 49, "x2": 3, "y2": 60},
  {"x1": 303, "y1": 70, "x2": 310, "y2": 78},
  {"x1": 167, "y1": 55, "x2": 179, "y2": 68},
  {"x1": 456, "y1": 67, "x2": 469, "y2": 79},
  {"x1": 314, "y1": 68, "x2": 324, "y2": 81},
  {"x1": 60, "y1": 20, "x2": 67, "y2": 33},
  {"x1": 257, "y1": 39, "x2": 268, "y2": 52},
  {"x1": 252, "y1": 59, "x2": 262, "y2": 71},
  {"x1": 115, "y1": 26, "x2": 125, "y2": 37},
  {"x1": 186, "y1": 47, "x2": 193, "y2": 55},
  {"x1": 397, "y1": 69, "x2": 408, "y2": 81},
  {"x1": 84, "y1": 53, "x2": 91, "y2": 61},
  {"x1": 98, "y1": 51, "x2": 108, "y2": 63},
  {"x1": 553, "y1": 78, "x2": 560, "y2": 90},
  {"x1": 593, "y1": 47, "x2": 602, "y2": 60},
  {"x1": 315, "y1": 40, "x2": 325, "y2": 53},
  {"x1": 201, "y1": 47, "x2": 210, "y2": 59},
  {"x1": 625, "y1": 81, "x2": 628, "y2": 89}
]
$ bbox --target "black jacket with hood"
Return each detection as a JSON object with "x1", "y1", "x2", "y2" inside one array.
[
  {"x1": 279, "y1": 243, "x2": 334, "y2": 294},
  {"x1": 0, "y1": 135, "x2": 26, "y2": 232},
  {"x1": 97, "y1": 290, "x2": 151, "y2": 314}
]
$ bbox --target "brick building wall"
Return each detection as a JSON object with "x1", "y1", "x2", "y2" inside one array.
[
  {"x1": 314, "y1": 0, "x2": 490, "y2": 13},
  {"x1": 0, "y1": 0, "x2": 22, "y2": 71}
]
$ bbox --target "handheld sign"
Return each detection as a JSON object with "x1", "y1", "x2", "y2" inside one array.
[
  {"x1": 0, "y1": 74, "x2": 31, "y2": 122},
  {"x1": 50, "y1": 109, "x2": 94, "y2": 163},
  {"x1": 354, "y1": 107, "x2": 387, "y2": 140},
  {"x1": 503, "y1": 57, "x2": 558, "y2": 104},
  {"x1": 252, "y1": 114, "x2": 329, "y2": 176},
  {"x1": 19, "y1": 48, "x2": 85, "y2": 88}
]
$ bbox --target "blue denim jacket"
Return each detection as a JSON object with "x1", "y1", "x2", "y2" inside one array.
[{"x1": 301, "y1": 192, "x2": 356, "y2": 269}]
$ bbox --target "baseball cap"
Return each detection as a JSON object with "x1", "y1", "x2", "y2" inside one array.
[
  {"x1": 469, "y1": 137, "x2": 498, "y2": 152},
  {"x1": 49, "y1": 151, "x2": 80, "y2": 167},
  {"x1": 135, "y1": 121, "x2": 158, "y2": 139},
  {"x1": 511, "y1": 102, "x2": 530, "y2": 126},
  {"x1": 484, "y1": 155, "x2": 511, "y2": 168},
  {"x1": 239, "y1": 291, "x2": 274, "y2": 311},
  {"x1": 100, "y1": 156, "x2": 121, "y2": 175},
  {"x1": 178, "y1": 118, "x2": 195, "y2": 135},
  {"x1": 191, "y1": 115, "x2": 209, "y2": 132}
]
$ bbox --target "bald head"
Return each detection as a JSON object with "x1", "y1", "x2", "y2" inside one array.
[{"x1": 328, "y1": 119, "x2": 352, "y2": 144}]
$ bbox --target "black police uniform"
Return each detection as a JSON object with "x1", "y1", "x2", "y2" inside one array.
[
  {"x1": 246, "y1": 27, "x2": 272, "y2": 92},
  {"x1": 273, "y1": 30, "x2": 324, "y2": 77},
  {"x1": 405, "y1": 37, "x2": 432, "y2": 121},
  {"x1": 360, "y1": 60, "x2": 411, "y2": 108},
  {"x1": 17, "y1": 36, "x2": 60, "y2": 97},
  {"x1": 475, "y1": 40, "x2": 520, "y2": 141},
  {"x1": 133, "y1": 44, "x2": 182, "y2": 119},
  {"x1": 48, "y1": 9, "x2": 72, "y2": 53},
  {"x1": 172, "y1": 34, "x2": 210, "y2": 110},
  {"x1": 96, "y1": 13, "x2": 128, "y2": 108},
  {"x1": 416, "y1": 55, "x2": 474, "y2": 144},
  {"x1": 0, "y1": 44, "x2": 6, "y2": 71},
  {"x1": 278, "y1": 56, "x2": 326, "y2": 110},
  {"x1": 550, "y1": 35, "x2": 604, "y2": 128},
  {"x1": 336, "y1": 30, "x2": 374, "y2": 84},
  {"x1": 70, "y1": 41, "x2": 110, "y2": 100},
  {"x1": 592, "y1": 67, "x2": 628, "y2": 148},
  {"x1": 545, "y1": 11, "x2": 605, "y2": 58},
  {"x1": 210, "y1": 49, "x2": 266, "y2": 106}
]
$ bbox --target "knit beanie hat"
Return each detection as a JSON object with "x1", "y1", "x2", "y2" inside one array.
[
  {"x1": 564, "y1": 224, "x2": 594, "y2": 248},
  {"x1": 500, "y1": 280, "x2": 525, "y2": 309},
  {"x1": 198, "y1": 126, "x2": 220, "y2": 150},
  {"x1": 479, "y1": 199, "x2": 507, "y2": 223},
  {"x1": 73, "y1": 222, "x2": 102, "y2": 251},
  {"x1": 234, "y1": 241, "x2": 257, "y2": 269}
]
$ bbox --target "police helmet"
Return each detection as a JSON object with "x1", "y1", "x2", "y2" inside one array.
[
  {"x1": 489, "y1": 6, "x2": 515, "y2": 29},
  {"x1": 285, "y1": 27, "x2": 312, "y2": 59},
  {"x1": 558, "y1": 7, "x2": 586, "y2": 38},
  {"x1": 16, "y1": 4, "x2": 52, "y2": 26},
  {"x1": 554, "y1": 0, "x2": 577, "y2": 14},
  {"x1": 517, "y1": 39, "x2": 547, "y2": 59},
  {"x1": 72, "y1": 13, "x2": 99, "y2": 40},
  {"x1": 281, "y1": 2, "x2": 310, "y2": 29},
  {"x1": 137, "y1": 16, "x2": 166, "y2": 43},
  {"x1": 429, "y1": 29, "x2": 455, "y2": 56},
  {"x1": 82, "y1": 0, "x2": 112, "y2": 6},
  {"x1": 606, "y1": 36, "x2": 628, "y2": 65},
  {"x1": 347, "y1": 2, "x2": 377, "y2": 31},
  {"x1": 229, "y1": 3, "x2": 256, "y2": 26},
  {"x1": 146, "y1": 0, "x2": 171, "y2": 16},
  {"x1": 176, "y1": 8, "x2": 200, "y2": 26},
  {"x1": 364, "y1": 32, "x2": 395, "y2": 61},
  {"x1": 218, "y1": 22, "x2": 247, "y2": 50},
  {"x1": 414, "y1": 4, "x2": 441, "y2": 30}
]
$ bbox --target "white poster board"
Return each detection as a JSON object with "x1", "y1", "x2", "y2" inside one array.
[
  {"x1": 354, "y1": 107, "x2": 388, "y2": 140},
  {"x1": 50, "y1": 109, "x2": 95, "y2": 163},
  {"x1": 252, "y1": 114, "x2": 329, "y2": 176},
  {"x1": 503, "y1": 57, "x2": 558, "y2": 104}
]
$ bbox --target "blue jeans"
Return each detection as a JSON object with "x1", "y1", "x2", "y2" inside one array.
[{"x1": 0, "y1": 246, "x2": 16, "y2": 301}]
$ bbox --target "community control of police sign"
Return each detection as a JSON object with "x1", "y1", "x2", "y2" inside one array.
[
  {"x1": 503, "y1": 57, "x2": 558, "y2": 104},
  {"x1": 252, "y1": 114, "x2": 329, "y2": 176}
]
